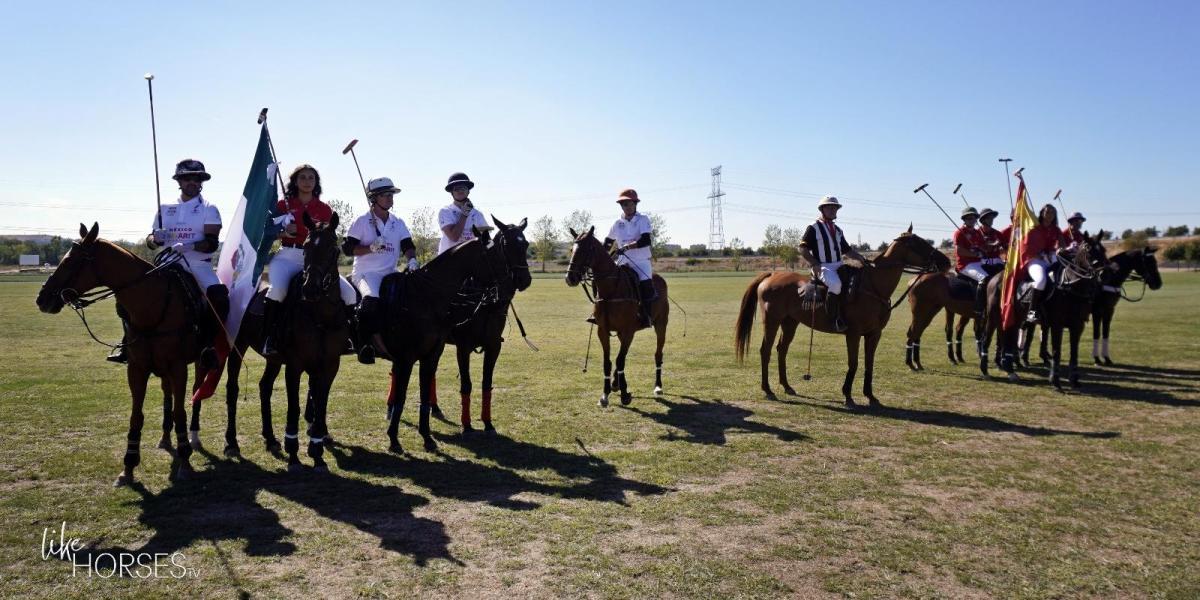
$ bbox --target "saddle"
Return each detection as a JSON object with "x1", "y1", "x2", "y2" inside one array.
[
  {"x1": 162, "y1": 263, "x2": 212, "y2": 338},
  {"x1": 379, "y1": 271, "x2": 409, "y2": 311},
  {"x1": 948, "y1": 274, "x2": 977, "y2": 302},
  {"x1": 800, "y1": 265, "x2": 860, "y2": 310}
]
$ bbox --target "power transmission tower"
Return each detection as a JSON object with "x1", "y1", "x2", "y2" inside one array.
[{"x1": 708, "y1": 165, "x2": 726, "y2": 251}]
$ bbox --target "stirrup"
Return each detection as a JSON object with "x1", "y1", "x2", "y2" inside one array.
[
  {"x1": 106, "y1": 346, "x2": 128, "y2": 364},
  {"x1": 262, "y1": 336, "x2": 279, "y2": 357},
  {"x1": 199, "y1": 347, "x2": 219, "y2": 370},
  {"x1": 1026, "y1": 310, "x2": 1040, "y2": 324},
  {"x1": 832, "y1": 318, "x2": 848, "y2": 333}
]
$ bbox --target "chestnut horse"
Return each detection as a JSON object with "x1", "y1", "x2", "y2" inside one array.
[
  {"x1": 564, "y1": 227, "x2": 669, "y2": 407},
  {"x1": 735, "y1": 227, "x2": 949, "y2": 407},
  {"x1": 36, "y1": 223, "x2": 216, "y2": 485},
  {"x1": 904, "y1": 273, "x2": 1001, "y2": 370}
]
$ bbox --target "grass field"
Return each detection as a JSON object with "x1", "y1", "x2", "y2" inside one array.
[{"x1": 1, "y1": 270, "x2": 1198, "y2": 598}]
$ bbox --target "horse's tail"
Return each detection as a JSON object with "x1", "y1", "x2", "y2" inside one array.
[{"x1": 735, "y1": 272, "x2": 773, "y2": 365}]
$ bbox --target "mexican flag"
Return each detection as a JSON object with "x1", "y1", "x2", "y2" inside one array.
[
  {"x1": 192, "y1": 124, "x2": 277, "y2": 402},
  {"x1": 999, "y1": 177, "x2": 1037, "y2": 330}
]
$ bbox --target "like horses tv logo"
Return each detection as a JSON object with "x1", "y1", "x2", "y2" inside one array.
[{"x1": 41, "y1": 522, "x2": 199, "y2": 579}]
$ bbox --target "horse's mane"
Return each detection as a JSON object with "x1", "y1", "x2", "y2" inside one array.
[
  {"x1": 95, "y1": 238, "x2": 154, "y2": 269},
  {"x1": 423, "y1": 238, "x2": 480, "y2": 270}
]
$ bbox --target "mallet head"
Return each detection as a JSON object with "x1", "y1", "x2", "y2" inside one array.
[
  {"x1": 1054, "y1": 189, "x2": 1062, "y2": 200},
  {"x1": 802, "y1": 374, "x2": 812, "y2": 381},
  {"x1": 953, "y1": 183, "x2": 962, "y2": 194},
  {"x1": 257, "y1": 107, "x2": 268, "y2": 124},
  {"x1": 342, "y1": 139, "x2": 359, "y2": 155},
  {"x1": 1013, "y1": 167, "x2": 1025, "y2": 178},
  {"x1": 143, "y1": 73, "x2": 154, "y2": 81},
  {"x1": 913, "y1": 183, "x2": 929, "y2": 194},
  {"x1": 998, "y1": 158, "x2": 1012, "y2": 163}
]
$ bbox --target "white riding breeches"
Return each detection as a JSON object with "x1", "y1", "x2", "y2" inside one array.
[
  {"x1": 616, "y1": 255, "x2": 653, "y2": 281},
  {"x1": 266, "y1": 248, "x2": 303, "y2": 301},
  {"x1": 179, "y1": 255, "x2": 220, "y2": 290},
  {"x1": 1027, "y1": 258, "x2": 1050, "y2": 291},
  {"x1": 960, "y1": 262, "x2": 989, "y2": 283},
  {"x1": 817, "y1": 261, "x2": 843, "y2": 295},
  {"x1": 352, "y1": 269, "x2": 395, "y2": 299}
]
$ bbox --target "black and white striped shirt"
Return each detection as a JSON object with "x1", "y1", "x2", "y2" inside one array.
[{"x1": 801, "y1": 220, "x2": 851, "y2": 264}]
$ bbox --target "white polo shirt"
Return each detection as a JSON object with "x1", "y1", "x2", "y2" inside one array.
[
  {"x1": 348, "y1": 211, "x2": 411, "y2": 276},
  {"x1": 606, "y1": 212, "x2": 653, "y2": 263},
  {"x1": 438, "y1": 203, "x2": 490, "y2": 255},
  {"x1": 153, "y1": 194, "x2": 222, "y2": 264}
]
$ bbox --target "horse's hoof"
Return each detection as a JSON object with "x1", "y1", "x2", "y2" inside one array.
[
  {"x1": 598, "y1": 395, "x2": 609, "y2": 408},
  {"x1": 322, "y1": 435, "x2": 335, "y2": 447},
  {"x1": 287, "y1": 463, "x2": 304, "y2": 473},
  {"x1": 462, "y1": 423, "x2": 476, "y2": 435},
  {"x1": 430, "y1": 406, "x2": 446, "y2": 420},
  {"x1": 867, "y1": 399, "x2": 882, "y2": 409},
  {"x1": 172, "y1": 465, "x2": 192, "y2": 482},
  {"x1": 654, "y1": 386, "x2": 663, "y2": 397},
  {"x1": 388, "y1": 440, "x2": 404, "y2": 454},
  {"x1": 223, "y1": 444, "x2": 240, "y2": 458},
  {"x1": 483, "y1": 421, "x2": 496, "y2": 434},
  {"x1": 312, "y1": 463, "x2": 329, "y2": 473},
  {"x1": 188, "y1": 431, "x2": 202, "y2": 451},
  {"x1": 1103, "y1": 358, "x2": 1114, "y2": 366},
  {"x1": 156, "y1": 437, "x2": 172, "y2": 450},
  {"x1": 1007, "y1": 372, "x2": 1019, "y2": 382},
  {"x1": 114, "y1": 472, "x2": 134, "y2": 487},
  {"x1": 1092, "y1": 357, "x2": 1102, "y2": 365},
  {"x1": 781, "y1": 385, "x2": 796, "y2": 396},
  {"x1": 1070, "y1": 379, "x2": 1081, "y2": 389},
  {"x1": 620, "y1": 394, "x2": 632, "y2": 406},
  {"x1": 845, "y1": 398, "x2": 858, "y2": 409},
  {"x1": 423, "y1": 438, "x2": 438, "y2": 452},
  {"x1": 264, "y1": 439, "x2": 281, "y2": 452}
]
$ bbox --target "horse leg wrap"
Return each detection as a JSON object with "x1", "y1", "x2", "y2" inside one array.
[
  {"x1": 284, "y1": 433, "x2": 299, "y2": 455},
  {"x1": 460, "y1": 392, "x2": 471, "y2": 426},
  {"x1": 1092, "y1": 339, "x2": 1100, "y2": 358},
  {"x1": 482, "y1": 389, "x2": 493, "y2": 423},
  {"x1": 1102, "y1": 339, "x2": 1110, "y2": 358}
]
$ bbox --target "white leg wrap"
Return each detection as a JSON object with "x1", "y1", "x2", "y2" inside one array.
[
  {"x1": 309, "y1": 436, "x2": 324, "y2": 445},
  {"x1": 1092, "y1": 339, "x2": 1100, "y2": 357},
  {"x1": 1102, "y1": 339, "x2": 1110, "y2": 357}
]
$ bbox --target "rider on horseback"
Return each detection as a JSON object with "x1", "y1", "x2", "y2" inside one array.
[
  {"x1": 343, "y1": 177, "x2": 418, "y2": 365},
  {"x1": 1062, "y1": 212, "x2": 1087, "y2": 251},
  {"x1": 603, "y1": 188, "x2": 656, "y2": 328},
  {"x1": 954, "y1": 206, "x2": 1002, "y2": 315},
  {"x1": 797, "y1": 196, "x2": 867, "y2": 333},
  {"x1": 261, "y1": 164, "x2": 358, "y2": 357},
  {"x1": 1022, "y1": 204, "x2": 1062, "y2": 324},
  {"x1": 108, "y1": 159, "x2": 228, "y2": 366},
  {"x1": 438, "y1": 172, "x2": 493, "y2": 255}
]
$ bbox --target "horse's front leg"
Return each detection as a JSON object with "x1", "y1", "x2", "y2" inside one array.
[
  {"x1": 116, "y1": 365, "x2": 150, "y2": 487},
  {"x1": 188, "y1": 363, "x2": 204, "y2": 452},
  {"x1": 1049, "y1": 325, "x2": 1064, "y2": 390},
  {"x1": 387, "y1": 359, "x2": 414, "y2": 454},
  {"x1": 306, "y1": 365, "x2": 337, "y2": 472},
  {"x1": 259, "y1": 360, "x2": 282, "y2": 451},
  {"x1": 419, "y1": 348, "x2": 443, "y2": 452},
  {"x1": 843, "y1": 334, "x2": 861, "y2": 408},
  {"x1": 615, "y1": 330, "x2": 634, "y2": 406},
  {"x1": 223, "y1": 348, "x2": 243, "y2": 457},
  {"x1": 598, "y1": 327, "x2": 613, "y2": 407},
  {"x1": 480, "y1": 339, "x2": 502, "y2": 433},
  {"x1": 456, "y1": 343, "x2": 475, "y2": 433},
  {"x1": 777, "y1": 318, "x2": 798, "y2": 395},
  {"x1": 158, "y1": 378, "x2": 172, "y2": 451},
  {"x1": 169, "y1": 362, "x2": 193, "y2": 481},
  {"x1": 1068, "y1": 321, "x2": 1083, "y2": 388},
  {"x1": 863, "y1": 331, "x2": 882, "y2": 408},
  {"x1": 283, "y1": 363, "x2": 303, "y2": 472}
]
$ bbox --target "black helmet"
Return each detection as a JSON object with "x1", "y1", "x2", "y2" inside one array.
[
  {"x1": 445, "y1": 172, "x2": 474, "y2": 192},
  {"x1": 172, "y1": 158, "x2": 211, "y2": 181}
]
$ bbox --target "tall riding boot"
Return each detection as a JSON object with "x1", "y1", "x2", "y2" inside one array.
[
  {"x1": 974, "y1": 279, "x2": 988, "y2": 318},
  {"x1": 829, "y1": 292, "x2": 848, "y2": 332},
  {"x1": 342, "y1": 304, "x2": 358, "y2": 356},
  {"x1": 107, "y1": 303, "x2": 131, "y2": 364},
  {"x1": 637, "y1": 279, "x2": 656, "y2": 328},
  {"x1": 356, "y1": 297, "x2": 380, "y2": 365},
  {"x1": 261, "y1": 298, "x2": 282, "y2": 357},
  {"x1": 1026, "y1": 288, "x2": 1044, "y2": 324},
  {"x1": 200, "y1": 285, "x2": 231, "y2": 369}
]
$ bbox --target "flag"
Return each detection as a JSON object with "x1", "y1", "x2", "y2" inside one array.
[
  {"x1": 192, "y1": 124, "x2": 278, "y2": 403},
  {"x1": 999, "y1": 178, "x2": 1037, "y2": 330}
]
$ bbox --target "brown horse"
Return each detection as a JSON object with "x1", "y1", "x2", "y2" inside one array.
[
  {"x1": 564, "y1": 227, "x2": 669, "y2": 407},
  {"x1": 904, "y1": 272, "x2": 1002, "y2": 370},
  {"x1": 36, "y1": 223, "x2": 215, "y2": 485},
  {"x1": 735, "y1": 227, "x2": 949, "y2": 407}
]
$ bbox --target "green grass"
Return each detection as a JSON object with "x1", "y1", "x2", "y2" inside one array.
[{"x1": 1, "y1": 271, "x2": 1198, "y2": 598}]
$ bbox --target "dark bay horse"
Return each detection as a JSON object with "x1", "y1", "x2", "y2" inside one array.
[
  {"x1": 36, "y1": 223, "x2": 215, "y2": 485},
  {"x1": 564, "y1": 227, "x2": 669, "y2": 407},
  {"x1": 735, "y1": 227, "x2": 949, "y2": 407},
  {"x1": 384, "y1": 236, "x2": 488, "y2": 453},
  {"x1": 437, "y1": 217, "x2": 533, "y2": 433},
  {"x1": 1092, "y1": 247, "x2": 1162, "y2": 365},
  {"x1": 200, "y1": 212, "x2": 349, "y2": 472},
  {"x1": 981, "y1": 236, "x2": 1104, "y2": 388}
]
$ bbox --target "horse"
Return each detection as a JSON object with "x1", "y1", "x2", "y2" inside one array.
[
  {"x1": 35, "y1": 223, "x2": 217, "y2": 486},
  {"x1": 980, "y1": 235, "x2": 1104, "y2": 389},
  {"x1": 903, "y1": 272, "x2": 997, "y2": 370},
  {"x1": 384, "y1": 235, "x2": 489, "y2": 453},
  {"x1": 1091, "y1": 247, "x2": 1163, "y2": 365},
  {"x1": 735, "y1": 226, "x2": 949, "y2": 407},
  {"x1": 436, "y1": 216, "x2": 533, "y2": 433},
  {"x1": 564, "y1": 226, "x2": 669, "y2": 407},
  {"x1": 198, "y1": 212, "x2": 349, "y2": 472}
]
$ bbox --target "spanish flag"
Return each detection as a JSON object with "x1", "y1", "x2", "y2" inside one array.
[{"x1": 1000, "y1": 177, "x2": 1037, "y2": 330}]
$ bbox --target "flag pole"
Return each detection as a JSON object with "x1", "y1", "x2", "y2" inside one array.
[{"x1": 257, "y1": 108, "x2": 287, "y2": 193}]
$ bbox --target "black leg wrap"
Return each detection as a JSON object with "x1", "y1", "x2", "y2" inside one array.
[{"x1": 284, "y1": 435, "x2": 299, "y2": 455}]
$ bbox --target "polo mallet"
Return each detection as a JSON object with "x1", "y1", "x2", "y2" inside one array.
[
  {"x1": 582, "y1": 322, "x2": 594, "y2": 372},
  {"x1": 342, "y1": 139, "x2": 368, "y2": 198},
  {"x1": 802, "y1": 291, "x2": 816, "y2": 381},
  {"x1": 144, "y1": 74, "x2": 162, "y2": 229},
  {"x1": 953, "y1": 183, "x2": 970, "y2": 208},
  {"x1": 1054, "y1": 189, "x2": 1067, "y2": 217},
  {"x1": 999, "y1": 158, "x2": 1014, "y2": 210},
  {"x1": 913, "y1": 183, "x2": 961, "y2": 230},
  {"x1": 256, "y1": 108, "x2": 288, "y2": 193}
]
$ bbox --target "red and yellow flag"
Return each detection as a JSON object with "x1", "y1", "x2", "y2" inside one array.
[{"x1": 1000, "y1": 178, "x2": 1036, "y2": 330}]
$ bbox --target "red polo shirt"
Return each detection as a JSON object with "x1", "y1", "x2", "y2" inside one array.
[
  {"x1": 952, "y1": 226, "x2": 986, "y2": 270},
  {"x1": 278, "y1": 196, "x2": 334, "y2": 247}
]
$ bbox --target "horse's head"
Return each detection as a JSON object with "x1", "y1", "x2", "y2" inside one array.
[
  {"x1": 564, "y1": 226, "x2": 602, "y2": 287},
  {"x1": 491, "y1": 215, "x2": 532, "y2": 291},
  {"x1": 881, "y1": 224, "x2": 950, "y2": 273},
  {"x1": 36, "y1": 222, "x2": 102, "y2": 314},
  {"x1": 1082, "y1": 231, "x2": 1108, "y2": 269},
  {"x1": 300, "y1": 212, "x2": 340, "y2": 302},
  {"x1": 1136, "y1": 246, "x2": 1163, "y2": 290}
]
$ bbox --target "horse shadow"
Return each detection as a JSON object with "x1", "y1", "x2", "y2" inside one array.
[
  {"x1": 624, "y1": 394, "x2": 809, "y2": 446},
  {"x1": 783, "y1": 398, "x2": 1120, "y2": 438},
  {"x1": 329, "y1": 440, "x2": 667, "y2": 509},
  {"x1": 67, "y1": 447, "x2": 458, "y2": 584}
]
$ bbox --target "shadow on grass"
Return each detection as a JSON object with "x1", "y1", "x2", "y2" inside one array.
[
  {"x1": 330, "y1": 438, "x2": 667, "y2": 509},
  {"x1": 778, "y1": 398, "x2": 1120, "y2": 438},
  {"x1": 67, "y1": 447, "x2": 458, "y2": 585},
  {"x1": 624, "y1": 394, "x2": 809, "y2": 445}
]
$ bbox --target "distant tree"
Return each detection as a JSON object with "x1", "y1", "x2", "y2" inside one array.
[
  {"x1": 561, "y1": 209, "x2": 593, "y2": 240},
  {"x1": 1162, "y1": 243, "x2": 1187, "y2": 262},
  {"x1": 325, "y1": 197, "x2": 355, "y2": 240},
  {"x1": 938, "y1": 238, "x2": 953, "y2": 250},
  {"x1": 1122, "y1": 231, "x2": 1150, "y2": 252},
  {"x1": 1192, "y1": 226, "x2": 1200, "y2": 236},
  {"x1": 1186, "y1": 241, "x2": 1200, "y2": 268},
  {"x1": 729, "y1": 237, "x2": 745, "y2": 272},
  {"x1": 876, "y1": 241, "x2": 890, "y2": 252},
  {"x1": 531, "y1": 215, "x2": 558, "y2": 272},
  {"x1": 647, "y1": 213, "x2": 669, "y2": 261},
  {"x1": 779, "y1": 227, "x2": 803, "y2": 270},
  {"x1": 1140, "y1": 226, "x2": 1160, "y2": 238},
  {"x1": 762, "y1": 224, "x2": 784, "y2": 269},
  {"x1": 408, "y1": 207, "x2": 439, "y2": 264},
  {"x1": 1164, "y1": 225, "x2": 1189, "y2": 237},
  {"x1": 1096, "y1": 230, "x2": 1113, "y2": 241},
  {"x1": 1120, "y1": 229, "x2": 1134, "y2": 240},
  {"x1": 688, "y1": 244, "x2": 709, "y2": 257}
]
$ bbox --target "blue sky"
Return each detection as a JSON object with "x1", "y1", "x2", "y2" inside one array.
[{"x1": 2, "y1": 1, "x2": 1196, "y2": 248}]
